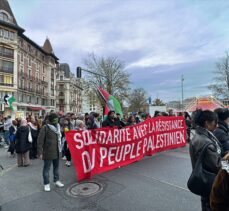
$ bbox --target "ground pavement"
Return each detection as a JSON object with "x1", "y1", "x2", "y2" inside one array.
[{"x1": 0, "y1": 145, "x2": 200, "y2": 211}]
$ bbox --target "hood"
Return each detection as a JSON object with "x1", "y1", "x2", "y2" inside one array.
[{"x1": 18, "y1": 126, "x2": 29, "y2": 132}]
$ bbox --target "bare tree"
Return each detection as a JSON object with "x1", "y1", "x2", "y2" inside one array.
[
  {"x1": 128, "y1": 88, "x2": 147, "y2": 112},
  {"x1": 209, "y1": 52, "x2": 229, "y2": 98},
  {"x1": 83, "y1": 53, "x2": 130, "y2": 103}
]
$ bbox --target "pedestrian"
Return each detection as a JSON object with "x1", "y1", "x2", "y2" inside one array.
[
  {"x1": 8, "y1": 120, "x2": 17, "y2": 157},
  {"x1": 184, "y1": 112, "x2": 192, "y2": 143},
  {"x1": 28, "y1": 117, "x2": 39, "y2": 159},
  {"x1": 69, "y1": 113, "x2": 76, "y2": 130},
  {"x1": 214, "y1": 108, "x2": 229, "y2": 157},
  {"x1": 127, "y1": 115, "x2": 136, "y2": 126},
  {"x1": 210, "y1": 155, "x2": 229, "y2": 211},
  {"x1": 37, "y1": 113, "x2": 64, "y2": 192},
  {"x1": 102, "y1": 111, "x2": 117, "y2": 127},
  {"x1": 75, "y1": 120, "x2": 86, "y2": 130},
  {"x1": 3, "y1": 115, "x2": 12, "y2": 146},
  {"x1": 154, "y1": 111, "x2": 162, "y2": 117},
  {"x1": 15, "y1": 119, "x2": 32, "y2": 167},
  {"x1": 189, "y1": 110, "x2": 222, "y2": 211},
  {"x1": 93, "y1": 112, "x2": 101, "y2": 129},
  {"x1": 63, "y1": 126, "x2": 71, "y2": 167},
  {"x1": 115, "y1": 113, "x2": 125, "y2": 128}
]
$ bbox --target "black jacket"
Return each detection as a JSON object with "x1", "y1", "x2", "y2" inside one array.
[
  {"x1": 102, "y1": 117, "x2": 116, "y2": 128},
  {"x1": 15, "y1": 126, "x2": 32, "y2": 153},
  {"x1": 214, "y1": 121, "x2": 229, "y2": 156},
  {"x1": 189, "y1": 126, "x2": 222, "y2": 174}
]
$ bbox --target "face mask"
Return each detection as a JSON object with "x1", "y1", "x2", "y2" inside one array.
[{"x1": 52, "y1": 118, "x2": 59, "y2": 125}]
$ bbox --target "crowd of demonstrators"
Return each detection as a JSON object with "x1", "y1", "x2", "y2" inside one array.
[{"x1": 1, "y1": 107, "x2": 228, "y2": 197}]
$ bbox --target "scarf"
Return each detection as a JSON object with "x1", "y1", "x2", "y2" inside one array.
[
  {"x1": 28, "y1": 122, "x2": 38, "y2": 130},
  {"x1": 47, "y1": 123, "x2": 62, "y2": 152}
]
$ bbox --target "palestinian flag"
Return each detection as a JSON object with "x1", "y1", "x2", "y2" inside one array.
[
  {"x1": 97, "y1": 87, "x2": 123, "y2": 119},
  {"x1": 4, "y1": 94, "x2": 15, "y2": 110}
]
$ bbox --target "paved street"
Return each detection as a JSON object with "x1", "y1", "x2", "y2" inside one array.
[{"x1": 0, "y1": 145, "x2": 200, "y2": 211}]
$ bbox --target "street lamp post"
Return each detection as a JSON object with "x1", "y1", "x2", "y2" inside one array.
[{"x1": 181, "y1": 75, "x2": 184, "y2": 111}]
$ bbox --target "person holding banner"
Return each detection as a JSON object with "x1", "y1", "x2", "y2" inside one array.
[
  {"x1": 37, "y1": 113, "x2": 64, "y2": 192},
  {"x1": 102, "y1": 111, "x2": 117, "y2": 128}
]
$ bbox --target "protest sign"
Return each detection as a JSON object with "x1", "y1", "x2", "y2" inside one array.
[{"x1": 65, "y1": 116, "x2": 187, "y2": 181}]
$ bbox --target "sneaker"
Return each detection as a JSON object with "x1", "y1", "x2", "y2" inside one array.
[
  {"x1": 44, "y1": 184, "x2": 51, "y2": 192},
  {"x1": 55, "y1": 181, "x2": 64, "y2": 188},
  {"x1": 62, "y1": 156, "x2": 66, "y2": 160},
  {"x1": 66, "y1": 161, "x2": 71, "y2": 167}
]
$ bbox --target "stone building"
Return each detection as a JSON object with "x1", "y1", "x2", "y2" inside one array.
[
  {"x1": 56, "y1": 63, "x2": 83, "y2": 113},
  {"x1": 0, "y1": 0, "x2": 58, "y2": 118}
]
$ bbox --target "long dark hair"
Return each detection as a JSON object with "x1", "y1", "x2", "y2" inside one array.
[{"x1": 193, "y1": 109, "x2": 217, "y2": 128}]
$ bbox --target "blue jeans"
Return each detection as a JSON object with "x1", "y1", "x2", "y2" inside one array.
[
  {"x1": 4, "y1": 130, "x2": 9, "y2": 145},
  {"x1": 43, "y1": 159, "x2": 59, "y2": 185}
]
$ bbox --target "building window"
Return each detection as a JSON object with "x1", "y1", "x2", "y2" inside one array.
[
  {"x1": 60, "y1": 76, "x2": 63, "y2": 81},
  {"x1": 9, "y1": 31, "x2": 14, "y2": 40},
  {"x1": 0, "y1": 28, "x2": 3, "y2": 37},
  {"x1": 3, "y1": 30, "x2": 9, "y2": 39},
  {"x1": 28, "y1": 57, "x2": 31, "y2": 66},
  {"x1": 0, "y1": 46, "x2": 13, "y2": 58},
  {"x1": 36, "y1": 72, "x2": 39, "y2": 80},
  {"x1": 36, "y1": 97, "x2": 39, "y2": 104},
  {"x1": 4, "y1": 76, "x2": 12, "y2": 84},
  {"x1": 43, "y1": 65, "x2": 45, "y2": 73},
  {"x1": 0, "y1": 75, "x2": 3, "y2": 83},
  {"x1": 29, "y1": 69, "x2": 31, "y2": 78},
  {"x1": 0, "y1": 60, "x2": 13, "y2": 73},
  {"x1": 20, "y1": 52, "x2": 23, "y2": 62},
  {"x1": 0, "y1": 12, "x2": 10, "y2": 22},
  {"x1": 27, "y1": 95, "x2": 31, "y2": 103}
]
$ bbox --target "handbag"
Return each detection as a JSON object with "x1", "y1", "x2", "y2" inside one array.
[
  {"x1": 187, "y1": 142, "x2": 217, "y2": 197},
  {"x1": 28, "y1": 126, "x2": 33, "y2": 143}
]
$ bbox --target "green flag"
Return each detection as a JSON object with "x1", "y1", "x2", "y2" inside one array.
[{"x1": 4, "y1": 95, "x2": 15, "y2": 110}]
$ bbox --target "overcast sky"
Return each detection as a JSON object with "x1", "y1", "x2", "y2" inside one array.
[{"x1": 9, "y1": 0, "x2": 229, "y2": 102}]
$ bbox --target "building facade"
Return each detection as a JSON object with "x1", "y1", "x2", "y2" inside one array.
[
  {"x1": 56, "y1": 63, "x2": 83, "y2": 113},
  {"x1": 81, "y1": 87, "x2": 103, "y2": 114},
  {"x1": 0, "y1": 0, "x2": 58, "y2": 118}
]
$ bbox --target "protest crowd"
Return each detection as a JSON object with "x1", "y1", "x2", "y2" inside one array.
[{"x1": 0, "y1": 108, "x2": 229, "y2": 211}]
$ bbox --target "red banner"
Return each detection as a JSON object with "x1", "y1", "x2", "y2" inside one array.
[{"x1": 65, "y1": 116, "x2": 187, "y2": 181}]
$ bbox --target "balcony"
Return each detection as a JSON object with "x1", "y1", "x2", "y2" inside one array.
[
  {"x1": 0, "y1": 82, "x2": 13, "y2": 87},
  {"x1": 58, "y1": 95, "x2": 65, "y2": 99}
]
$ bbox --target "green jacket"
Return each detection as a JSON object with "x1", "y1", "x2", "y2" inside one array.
[{"x1": 37, "y1": 125, "x2": 59, "y2": 160}]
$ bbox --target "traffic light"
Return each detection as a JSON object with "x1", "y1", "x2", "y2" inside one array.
[{"x1": 77, "y1": 67, "x2": 82, "y2": 78}]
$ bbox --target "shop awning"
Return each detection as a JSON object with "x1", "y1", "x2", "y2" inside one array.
[{"x1": 27, "y1": 106, "x2": 45, "y2": 111}]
